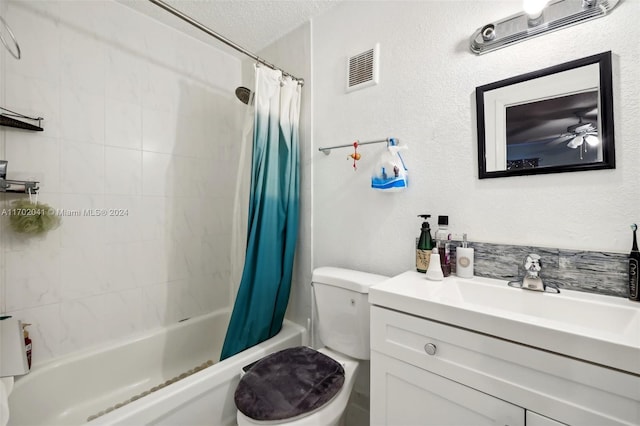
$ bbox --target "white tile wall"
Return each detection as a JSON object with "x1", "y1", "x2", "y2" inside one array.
[
  {"x1": 0, "y1": 0, "x2": 6, "y2": 315},
  {"x1": 0, "y1": 0, "x2": 244, "y2": 365}
]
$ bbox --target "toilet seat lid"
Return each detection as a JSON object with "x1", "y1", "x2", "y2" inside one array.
[{"x1": 234, "y1": 346, "x2": 345, "y2": 422}]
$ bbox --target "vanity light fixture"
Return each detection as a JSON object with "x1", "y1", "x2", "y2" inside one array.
[
  {"x1": 523, "y1": 0, "x2": 549, "y2": 25},
  {"x1": 470, "y1": 0, "x2": 620, "y2": 55}
]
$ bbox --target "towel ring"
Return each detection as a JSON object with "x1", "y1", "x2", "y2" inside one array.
[{"x1": 0, "y1": 16, "x2": 21, "y2": 60}]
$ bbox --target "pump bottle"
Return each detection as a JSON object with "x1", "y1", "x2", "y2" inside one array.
[
  {"x1": 416, "y1": 215, "x2": 434, "y2": 273},
  {"x1": 456, "y1": 233, "x2": 474, "y2": 279}
]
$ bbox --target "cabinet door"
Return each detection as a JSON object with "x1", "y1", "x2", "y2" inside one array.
[
  {"x1": 371, "y1": 351, "x2": 525, "y2": 426},
  {"x1": 526, "y1": 411, "x2": 567, "y2": 426}
]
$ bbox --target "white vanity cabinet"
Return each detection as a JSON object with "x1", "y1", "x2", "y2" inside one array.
[
  {"x1": 371, "y1": 350, "x2": 525, "y2": 425},
  {"x1": 370, "y1": 305, "x2": 640, "y2": 426}
]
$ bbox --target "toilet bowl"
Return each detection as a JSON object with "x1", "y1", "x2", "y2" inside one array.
[
  {"x1": 236, "y1": 348, "x2": 359, "y2": 426},
  {"x1": 235, "y1": 267, "x2": 389, "y2": 425}
]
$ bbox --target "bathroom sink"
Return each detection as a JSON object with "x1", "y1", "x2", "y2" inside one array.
[
  {"x1": 437, "y1": 278, "x2": 640, "y2": 339},
  {"x1": 369, "y1": 271, "x2": 640, "y2": 375}
]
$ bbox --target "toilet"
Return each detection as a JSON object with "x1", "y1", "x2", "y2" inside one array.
[{"x1": 235, "y1": 266, "x2": 389, "y2": 426}]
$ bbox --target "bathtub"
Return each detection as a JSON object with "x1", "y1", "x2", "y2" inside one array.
[{"x1": 8, "y1": 309, "x2": 306, "y2": 426}]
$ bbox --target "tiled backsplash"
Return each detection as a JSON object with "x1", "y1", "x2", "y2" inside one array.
[{"x1": 450, "y1": 242, "x2": 628, "y2": 298}]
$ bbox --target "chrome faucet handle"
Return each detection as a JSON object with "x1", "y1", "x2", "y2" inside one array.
[
  {"x1": 521, "y1": 253, "x2": 545, "y2": 291},
  {"x1": 507, "y1": 253, "x2": 560, "y2": 293},
  {"x1": 523, "y1": 253, "x2": 542, "y2": 277}
]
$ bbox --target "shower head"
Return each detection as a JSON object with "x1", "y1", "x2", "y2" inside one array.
[{"x1": 235, "y1": 87, "x2": 252, "y2": 105}]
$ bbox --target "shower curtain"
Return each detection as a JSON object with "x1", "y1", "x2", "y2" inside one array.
[
  {"x1": 221, "y1": 66, "x2": 301, "y2": 360},
  {"x1": 230, "y1": 87, "x2": 254, "y2": 299}
]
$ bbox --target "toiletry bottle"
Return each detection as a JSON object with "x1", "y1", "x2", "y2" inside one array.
[
  {"x1": 435, "y1": 216, "x2": 451, "y2": 277},
  {"x1": 23, "y1": 323, "x2": 32, "y2": 369},
  {"x1": 425, "y1": 248, "x2": 444, "y2": 281},
  {"x1": 416, "y1": 215, "x2": 434, "y2": 273},
  {"x1": 456, "y1": 233, "x2": 474, "y2": 279},
  {"x1": 629, "y1": 224, "x2": 639, "y2": 301}
]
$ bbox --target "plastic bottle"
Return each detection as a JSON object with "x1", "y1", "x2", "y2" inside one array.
[
  {"x1": 425, "y1": 248, "x2": 444, "y2": 281},
  {"x1": 435, "y1": 216, "x2": 451, "y2": 277},
  {"x1": 416, "y1": 215, "x2": 434, "y2": 273},
  {"x1": 23, "y1": 323, "x2": 32, "y2": 369},
  {"x1": 629, "y1": 224, "x2": 639, "y2": 301},
  {"x1": 456, "y1": 233, "x2": 474, "y2": 279}
]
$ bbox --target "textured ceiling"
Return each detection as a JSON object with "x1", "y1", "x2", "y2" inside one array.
[{"x1": 118, "y1": 0, "x2": 339, "y2": 56}]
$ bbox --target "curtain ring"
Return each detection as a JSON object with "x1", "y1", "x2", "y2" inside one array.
[{"x1": 0, "y1": 16, "x2": 21, "y2": 60}]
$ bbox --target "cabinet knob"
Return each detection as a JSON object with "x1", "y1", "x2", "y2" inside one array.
[{"x1": 424, "y1": 343, "x2": 437, "y2": 355}]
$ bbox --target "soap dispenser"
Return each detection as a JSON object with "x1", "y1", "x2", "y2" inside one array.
[
  {"x1": 456, "y1": 233, "x2": 474, "y2": 279},
  {"x1": 416, "y1": 215, "x2": 434, "y2": 273}
]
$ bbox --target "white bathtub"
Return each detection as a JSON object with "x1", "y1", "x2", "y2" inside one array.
[{"x1": 8, "y1": 309, "x2": 306, "y2": 426}]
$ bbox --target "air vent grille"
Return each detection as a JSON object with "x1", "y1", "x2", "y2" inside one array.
[
  {"x1": 346, "y1": 44, "x2": 379, "y2": 92},
  {"x1": 349, "y1": 49, "x2": 374, "y2": 86}
]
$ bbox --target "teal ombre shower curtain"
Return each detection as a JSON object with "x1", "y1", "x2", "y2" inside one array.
[{"x1": 221, "y1": 66, "x2": 301, "y2": 360}]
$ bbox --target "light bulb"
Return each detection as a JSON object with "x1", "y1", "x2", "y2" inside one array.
[
  {"x1": 523, "y1": 0, "x2": 549, "y2": 19},
  {"x1": 585, "y1": 135, "x2": 600, "y2": 146},
  {"x1": 567, "y1": 135, "x2": 583, "y2": 149}
]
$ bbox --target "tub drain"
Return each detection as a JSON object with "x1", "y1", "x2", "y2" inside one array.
[{"x1": 86, "y1": 359, "x2": 215, "y2": 422}]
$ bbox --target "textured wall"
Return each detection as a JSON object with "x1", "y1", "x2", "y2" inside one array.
[
  {"x1": 312, "y1": 1, "x2": 640, "y2": 280},
  {"x1": 116, "y1": 0, "x2": 335, "y2": 54},
  {"x1": 0, "y1": 0, "x2": 243, "y2": 365}
]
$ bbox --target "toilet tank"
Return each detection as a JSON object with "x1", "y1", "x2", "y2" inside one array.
[{"x1": 312, "y1": 267, "x2": 389, "y2": 360}]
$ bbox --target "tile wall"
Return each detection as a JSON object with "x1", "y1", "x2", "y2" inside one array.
[{"x1": 0, "y1": 0, "x2": 243, "y2": 365}]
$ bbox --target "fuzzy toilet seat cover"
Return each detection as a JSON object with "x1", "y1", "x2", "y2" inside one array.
[{"x1": 234, "y1": 346, "x2": 345, "y2": 421}]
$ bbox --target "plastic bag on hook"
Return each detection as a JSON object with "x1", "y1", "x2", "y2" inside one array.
[{"x1": 371, "y1": 138, "x2": 408, "y2": 192}]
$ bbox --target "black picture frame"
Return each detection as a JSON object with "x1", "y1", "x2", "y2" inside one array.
[{"x1": 476, "y1": 51, "x2": 615, "y2": 179}]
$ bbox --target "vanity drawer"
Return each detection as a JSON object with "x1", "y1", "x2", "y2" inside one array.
[{"x1": 370, "y1": 306, "x2": 640, "y2": 426}]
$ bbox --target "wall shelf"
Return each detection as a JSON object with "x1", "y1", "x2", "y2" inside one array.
[
  {"x1": 0, "y1": 107, "x2": 44, "y2": 132},
  {"x1": 0, "y1": 178, "x2": 39, "y2": 194}
]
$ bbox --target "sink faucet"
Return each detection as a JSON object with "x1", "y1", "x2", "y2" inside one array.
[
  {"x1": 508, "y1": 253, "x2": 560, "y2": 293},
  {"x1": 522, "y1": 254, "x2": 544, "y2": 291}
]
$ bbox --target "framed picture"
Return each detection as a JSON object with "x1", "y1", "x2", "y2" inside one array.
[{"x1": 476, "y1": 51, "x2": 615, "y2": 179}]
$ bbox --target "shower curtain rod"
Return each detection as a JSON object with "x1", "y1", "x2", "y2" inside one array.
[{"x1": 147, "y1": 0, "x2": 304, "y2": 86}]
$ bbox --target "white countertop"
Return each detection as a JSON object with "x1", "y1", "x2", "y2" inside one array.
[{"x1": 369, "y1": 271, "x2": 640, "y2": 375}]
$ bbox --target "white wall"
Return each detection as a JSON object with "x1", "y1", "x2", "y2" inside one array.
[
  {"x1": 0, "y1": 0, "x2": 243, "y2": 364},
  {"x1": 312, "y1": 0, "x2": 640, "y2": 278}
]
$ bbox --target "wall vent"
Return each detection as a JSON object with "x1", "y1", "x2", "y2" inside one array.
[{"x1": 346, "y1": 43, "x2": 379, "y2": 93}]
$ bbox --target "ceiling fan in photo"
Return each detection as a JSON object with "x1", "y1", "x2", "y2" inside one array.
[{"x1": 551, "y1": 113, "x2": 599, "y2": 150}]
